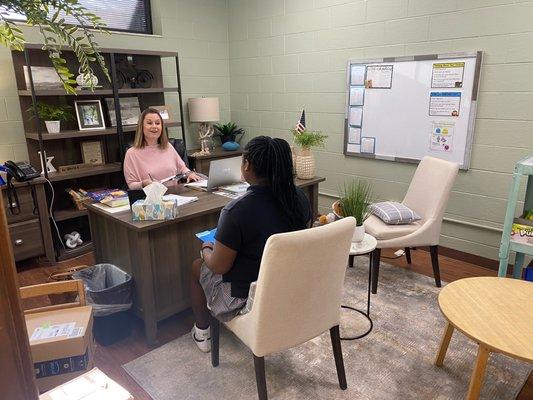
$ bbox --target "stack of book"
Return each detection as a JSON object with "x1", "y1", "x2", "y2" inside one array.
[{"x1": 83, "y1": 188, "x2": 129, "y2": 208}]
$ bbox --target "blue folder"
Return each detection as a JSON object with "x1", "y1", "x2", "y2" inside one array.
[{"x1": 195, "y1": 228, "x2": 217, "y2": 243}]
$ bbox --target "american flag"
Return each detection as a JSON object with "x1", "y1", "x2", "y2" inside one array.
[{"x1": 295, "y1": 109, "x2": 306, "y2": 133}]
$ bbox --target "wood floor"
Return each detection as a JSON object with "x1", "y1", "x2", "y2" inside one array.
[{"x1": 17, "y1": 248, "x2": 532, "y2": 400}]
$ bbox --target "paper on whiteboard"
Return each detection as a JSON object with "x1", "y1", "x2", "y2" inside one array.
[
  {"x1": 360, "y1": 137, "x2": 376, "y2": 154},
  {"x1": 429, "y1": 92, "x2": 461, "y2": 116},
  {"x1": 430, "y1": 122, "x2": 454, "y2": 152},
  {"x1": 349, "y1": 87, "x2": 364, "y2": 106},
  {"x1": 348, "y1": 127, "x2": 361, "y2": 144},
  {"x1": 365, "y1": 65, "x2": 393, "y2": 89},
  {"x1": 350, "y1": 65, "x2": 365, "y2": 85},
  {"x1": 431, "y1": 62, "x2": 465, "y2": 88},
  {"x1": 349, "y1": 107, "x2": 363, "y2": 127}
]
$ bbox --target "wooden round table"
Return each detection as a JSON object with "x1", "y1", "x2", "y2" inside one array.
[{"x1": 434, "y1": 277, "x2": 533, "y2": 400}]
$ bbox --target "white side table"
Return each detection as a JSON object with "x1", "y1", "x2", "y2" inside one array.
[{"x1": 342, "y1": 233, "x2": 377, "y2": 340}]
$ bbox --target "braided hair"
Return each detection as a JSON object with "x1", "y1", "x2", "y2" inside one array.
[{"x1": 243, "y1": 136, "x2": 307, "y2": 230}]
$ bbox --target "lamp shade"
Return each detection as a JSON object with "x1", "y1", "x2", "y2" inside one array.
[{"x1": 188, "y1": 97, "x2": 220, "y2": 122}]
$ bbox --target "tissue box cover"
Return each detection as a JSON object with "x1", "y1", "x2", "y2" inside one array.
[{"x1": 132, "y1": 199, "x2": 178, "y2": 221}]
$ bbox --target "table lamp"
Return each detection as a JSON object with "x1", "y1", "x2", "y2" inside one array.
[{"x1": 188, "y1": 97, "x2": 220, "y2": 155}]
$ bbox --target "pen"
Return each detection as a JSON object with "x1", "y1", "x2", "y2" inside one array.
[{"x1": 148, "y1": 173, "x2": 154, "y2": 181}]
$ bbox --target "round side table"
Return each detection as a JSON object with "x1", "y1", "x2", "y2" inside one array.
[{"x1": 341, "y1": 233, "x2": 377, "y2": 340}]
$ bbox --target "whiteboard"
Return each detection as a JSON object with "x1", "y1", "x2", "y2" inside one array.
[{"x1": 344, "y1": 52, "x2": 482, "y2": 169}]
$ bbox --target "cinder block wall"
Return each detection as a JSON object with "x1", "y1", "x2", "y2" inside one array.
[{"x1": 228, "y1": 0, "x2": 533, "y2": 260}]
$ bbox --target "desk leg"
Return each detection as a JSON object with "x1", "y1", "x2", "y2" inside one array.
[
  {"x1": 434, "y1": 322, "x2": 454, "y2": 366},
  {"x1": 467, "y1": 345, "x2": 490, "y2": 400},
  {"x1": 308, "y1": 183, "x2": 319, "y2": 220},
  {"x1": 131, "y1": 232, "x2": 158, "y2": 347}
]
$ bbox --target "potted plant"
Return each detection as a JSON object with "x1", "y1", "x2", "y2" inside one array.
[
  {"x1": 335, "y1": 179, "x2": 373, "y2": 242},
  {"x1": 291, "y1": 128, "x2": 327, "y2": 179},
  {"x1": 28, "y1": 102, "x2": 74, "y2": 133},
  {"x1": 214, "y1": 122, "x2": 245, "y2": 150}
]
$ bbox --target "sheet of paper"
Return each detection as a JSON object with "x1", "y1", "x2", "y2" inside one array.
[
  {"x1": 360, "y1": 137, "x2": 375, "y2": 154},
  {"x1": 365, "y1": 65, "x2": 393, "y2": 89},
  {"x1": 30, "y1": 322, "x2": 76, "y2": 341},
  {"x1": 350, "y1": 64, "x2": 365, "y2": 85},
  {"x1": 92, "y1": 203, "x2": 131, "y2": 214},
  {"x1": 429, "y1": 92, "x2": 461, "y2": 116},
  {"x1": 161, "y1": 194, "x2": 198, "y2": 206},
  {"x1": 348, "y1": 127, "x2": 361, "y2": 144},
  {"x1": 429, "y1": 122, "x2": 454, "y2": 152},
  {"x1": 184, "y1": 180, "x2": 208, "y2": 189},
  {"x1": 213, "y1": 191, "x2": 241, "y2": 199},
  {"x1": 349, "y1": 87, "x2": 364, "y2": 106},
  {"x1": 349, "y1": 107, "x2": 363, "y2": 127},
  {"x1": 431, "y1": 62, "x2": 465, "y2": 88}
]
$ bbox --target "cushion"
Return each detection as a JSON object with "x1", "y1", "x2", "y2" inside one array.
[
  {"x1": 370, "y1": 201, "x2": 421, "y2": 225},
  {"x1": 364, "y1": 215, "x2": 421, "y2": 240}
]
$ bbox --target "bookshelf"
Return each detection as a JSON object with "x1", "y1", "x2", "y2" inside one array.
[{"x1": 11, "y1": 46, "x2": 187, "y2": 260}]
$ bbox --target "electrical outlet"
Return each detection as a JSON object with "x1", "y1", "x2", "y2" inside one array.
[{"x1": 394, "y1": 249, "x2": 405, "y2": 257}]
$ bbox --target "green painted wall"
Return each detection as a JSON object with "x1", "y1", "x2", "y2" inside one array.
[
  {"x1": 227, "y1": 0, "x2": 533, "y2": 261},
  {"x1": 0, "y1": 0, "x2": 230, "y2": 161}
]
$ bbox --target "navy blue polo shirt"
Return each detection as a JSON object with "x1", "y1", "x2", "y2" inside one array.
[{"x1": 215, "y1": 185, "x2": 311, "y2": 298}]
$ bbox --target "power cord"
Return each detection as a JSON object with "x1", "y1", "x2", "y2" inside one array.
[{"x1": 43, "y1": 177, "x2": 66, "y2": 250}]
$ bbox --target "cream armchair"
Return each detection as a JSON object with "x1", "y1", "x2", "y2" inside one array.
[
  {"x1": 364, "y1": 156, "x2": 459, "y2": 294},
  {"x1": 210, "y1": 217, "x2": 356, "y2": 400}
]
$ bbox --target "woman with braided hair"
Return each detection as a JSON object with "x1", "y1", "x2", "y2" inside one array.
[{"x1": 189, "y1": 136, "x2": 312, "y2": 352}]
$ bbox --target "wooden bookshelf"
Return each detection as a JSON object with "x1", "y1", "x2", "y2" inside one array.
[
  {"x1": 54, "y1": 208, "x2": 88, "y2": 222},
  {"x1": 18, "y1": 87, "x2": 179, "y2": 96},
  {"x1": 47, "y1": 163, "x2": 122, "y2": 182}
]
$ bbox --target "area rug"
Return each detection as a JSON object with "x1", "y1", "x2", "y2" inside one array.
[{"x1": 123, "y1": 260, "x2": 531, "y2": 400}]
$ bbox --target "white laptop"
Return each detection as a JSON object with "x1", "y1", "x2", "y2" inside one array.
[{"x1": 185, "y1": 156, "x2": 243, "y2": 191}]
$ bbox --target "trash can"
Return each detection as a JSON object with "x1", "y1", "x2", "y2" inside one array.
[{"x1": 73, "y1": 264, "x2": 133, "y2": 346}]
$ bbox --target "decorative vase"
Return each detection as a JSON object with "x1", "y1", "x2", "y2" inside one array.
[
  {"x1": 45, "y1": 120, "x2": 60, "y2": 133},
  {"x1": 352, "y1": 225, "x2": 365, "y2": 243},
  {"x1": 295, "y1": 147, "x2": 315, "y2": 180}
]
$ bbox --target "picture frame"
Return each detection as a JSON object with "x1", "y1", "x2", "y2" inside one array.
[
  {"x1": 150, "y1": 105, "x2": 172, "y2": 120},
  {"x1": 81, "y1": 140, "x2": 105, "y2": 165},
  {"x1": 105, "y1": 97, "x2": 141, "y2": 126},
  {"x1": 23, "y1": 66, "x2": 63, "y2": 90},
  {"x1": 75, "y1": 100, "x2": 105, "y2": 131}
]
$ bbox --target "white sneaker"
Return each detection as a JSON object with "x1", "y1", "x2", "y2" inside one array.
[{"x1": 191, "y1": 324, "x2": 211, "y2": 353}]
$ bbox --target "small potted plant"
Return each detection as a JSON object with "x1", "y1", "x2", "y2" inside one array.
[
  {"x1": 334, "y1": 179, "x2": 373, "y2": 242},
  {"x1": 291, "y1": 128, "x2": 327, "y2": 179},
  {"x1": 27, "y1": 102, "x2": 74, "y2": 133},
  {"x1": 214, "y1": 122, "x2": 245, "y2": 150}
]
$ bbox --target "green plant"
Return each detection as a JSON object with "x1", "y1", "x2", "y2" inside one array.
[
  {"x1": 339, "y1": 179, "x2": 373, "y2": 226},
  {"x1": 27, "y1": 102, "x2": 74, "y2": 121},
  {"x1": 214, "y1": 122, "x2": 245, "y2": 143},
  {"x1": 291, "y1": 129, "x2": 327, "y2": 149},
  {"x1": 0, "y1": 1, "x2": 109, "y2": 94}
]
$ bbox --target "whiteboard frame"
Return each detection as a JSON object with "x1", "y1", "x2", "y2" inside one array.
[{"x1": 343, "y1": 51, "x2": 483, "y2": 170}]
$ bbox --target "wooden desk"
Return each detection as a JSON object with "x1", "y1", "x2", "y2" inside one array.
[
  {"x1": 434, "y1": 277, "x2": 533, "y2": 400},
  {"x1": 187, "y1": 147, "x2": 243, "y2": 175},
  {"x1": 86, "y1": 177, "x2": 324, "y2": 345}
]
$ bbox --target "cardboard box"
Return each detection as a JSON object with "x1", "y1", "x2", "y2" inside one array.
[
  {"x1": 131, "y1": 199, "x2": 178, "y2": 221},
  {"x1": 25, "y1": 305, "x2": 95, "y2": 393},
  {"x1": 40, "y1": 367, "x2": 134, "y2": 400}
]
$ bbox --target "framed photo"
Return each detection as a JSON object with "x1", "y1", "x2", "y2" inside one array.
[
  {"x1": 81, "y1": 141, "x2": 104, "y2": 165},
  {"x1": 105, "y1": 97, "x2": 141, "y2": 126},
  {"x1": 75, "y1": 100, "x2": 105, "y2": 130},
  {"x1": 150, "y1": 105, "x2": 171, "y2": 120},
  {"x1": 23, "y1": 66, "x2": 63, "y2": 90}
]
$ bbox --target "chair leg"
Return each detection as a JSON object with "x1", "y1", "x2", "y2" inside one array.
[
  {"x1": 210, "y1": 315, "x2": 220, "y2": 367},
  {"x1": 405, "y1": 247, "x2": 412, "y2": 264},
  {"x1": 371, "y1": 248, "x2": 381, "y2": 294},
  {"x1": 349, "y1": 254, "x2": 355, "y2": 268},
  {"x1": 253, "y1": 355, "x2": 268, "y2": 400},
  {"x1": 429, "y1": 245, "x2": 442, "y2": 288},
  {"x1": 329, "y1": 325, "x2": 347, "y2": 390}
]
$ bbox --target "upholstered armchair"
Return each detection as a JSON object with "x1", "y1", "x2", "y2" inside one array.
[
  {"x1": 210, "y1": 217, "x2": 356, "y2": 400},
  {"x1": 364, "y1": 156, "x2": 459, "y2": 294}
]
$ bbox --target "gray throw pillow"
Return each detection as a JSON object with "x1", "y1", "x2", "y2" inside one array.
[{"x1": 370, "y1": 201, "x2": 421, "y2": 225}]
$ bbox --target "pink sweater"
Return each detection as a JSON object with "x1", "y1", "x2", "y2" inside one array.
[{"x1": 123, "y1": 144, "x2": 189, "y2": 189}]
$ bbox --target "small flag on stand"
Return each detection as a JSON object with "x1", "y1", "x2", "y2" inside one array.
[{"x1": 295, "y1": 109, "x2": 306, "y2": 133}]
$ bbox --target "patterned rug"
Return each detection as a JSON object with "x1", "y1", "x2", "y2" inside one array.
[{"x1": 123, "y1": 259, "x2": 531, "y2": 399}]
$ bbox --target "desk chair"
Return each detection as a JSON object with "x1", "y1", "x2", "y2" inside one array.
[
  {"x1": 364, "y1": 156, "x2": 459, "y2": 294},
  {"x1": 210, "y1": 217, "x2": 356, "y2": 400},
  {"x1": 20, "y1": 280, "x2": 86, "y2": 314}
]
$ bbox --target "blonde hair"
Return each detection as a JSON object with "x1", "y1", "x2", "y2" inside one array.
[{"x1": 133, "y1": 108, "x2": 168, "y2": 149}]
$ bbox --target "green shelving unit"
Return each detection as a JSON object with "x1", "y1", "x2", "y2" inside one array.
[{"x1": 498, "y1": 155, "x2": 533, "y2": 277}]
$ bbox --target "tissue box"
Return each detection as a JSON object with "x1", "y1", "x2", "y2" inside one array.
[{"x1": 132, "y1": 199, "x2": 178, "y2": 221}]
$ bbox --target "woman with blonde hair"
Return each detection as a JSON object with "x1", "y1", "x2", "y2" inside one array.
[{"x1": 124, "y1": 107, "x2": 201, "y2": 189}]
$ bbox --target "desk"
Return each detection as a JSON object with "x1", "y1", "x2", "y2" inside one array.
[
  {"x1": 86, "y1": 177, "x2": 324, "y2": 345},
  {"x1": 434, "y1": 277, "x2": 533, "y2": 400}
]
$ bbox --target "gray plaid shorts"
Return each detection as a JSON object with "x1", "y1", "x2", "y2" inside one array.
[{"x1": 199, "y1": 262, "x2": 247, "y2": 322}]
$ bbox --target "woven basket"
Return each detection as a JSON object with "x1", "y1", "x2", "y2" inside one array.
[
  {"x1": 295, "y1": 148, "x2": 315, "y2": 180},
  {"x1": 290, "y1": 146, "x2": 298, "y2": 176}
]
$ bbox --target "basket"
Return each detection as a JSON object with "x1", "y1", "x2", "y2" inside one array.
[
  {"x1": 295, "y1": 148, "x2": 315, "y2": 180},
  {"x1": 47, "y1": 265, "x2": 91, "y2": 305}
]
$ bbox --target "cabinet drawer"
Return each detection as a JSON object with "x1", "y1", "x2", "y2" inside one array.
[
  {"x1": 9, "y1": 219, "x2": 44, "y2": 261},
  {"x1": 2, "y1": 185, "x2": 38, "y2": 224}
]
